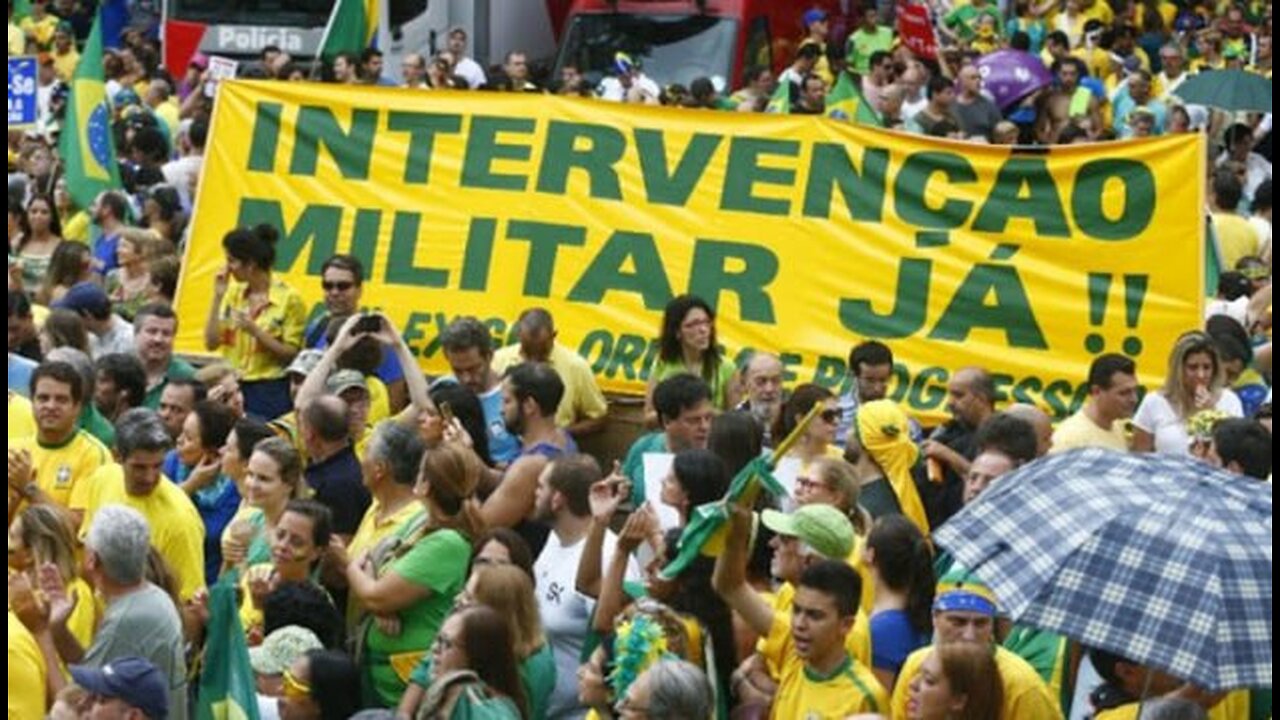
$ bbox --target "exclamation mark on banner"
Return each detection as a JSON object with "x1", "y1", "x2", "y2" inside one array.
[
  {"x1": 1085, "y1": 273, "x2": 1112, "y2": 354},
  {"x1": 1122, "y1": 274, "x2": 1148, "y2": 357}
]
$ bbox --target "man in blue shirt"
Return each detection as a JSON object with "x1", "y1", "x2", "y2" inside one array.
[{"x1": 438, "y1": 316, "x2": 520, "y2": 466}]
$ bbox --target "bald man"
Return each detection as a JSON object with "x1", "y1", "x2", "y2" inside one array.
[
  {"x1": 736, "y1": 351, "x2": 784, "y2": 446},
  {"x1": 922, "y1": 367, "x2": 996, "y2": 526},
  {"x1": 1005, "y1": 404, "x2": 1053, "y2": 458}
]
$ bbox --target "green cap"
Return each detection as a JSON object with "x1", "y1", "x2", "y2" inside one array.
[
  {"x1": 326, "y1": 369, "x2": 368, "y2": 396},
  {"x1": 248, "y1": 625, "x2": 323, "y2": 675},
  {"x1": 761, "y1": 504, "x2": 854, "y2": 559}
]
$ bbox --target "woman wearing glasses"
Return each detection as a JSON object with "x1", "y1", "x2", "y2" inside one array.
[
  {"x1": 276, "y1": 649, "x2": 362, "y2": 720},
  {"x1": 773, "y1": 384, "x2": 846, "y2": 472},
  {"x1": 643, "y1": 295, "x2": 742, "y2": 426}
]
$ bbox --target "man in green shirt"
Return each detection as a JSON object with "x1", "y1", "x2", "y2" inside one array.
[
  {"x1": 134, "y1": 304, "x2": 196, "y2": 410},
  {"x1": 622, "y1": 374, "x2": 714, "y2": 507},
  {"x1": 847, "y1": 7, "x2": 896, "y2": 75}
]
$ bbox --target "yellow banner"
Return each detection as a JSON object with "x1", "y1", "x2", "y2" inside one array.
[{"x1": 176, "y1": 81, "x2": 1205, "y2": 424}]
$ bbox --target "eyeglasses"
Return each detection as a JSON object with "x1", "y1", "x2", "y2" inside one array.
[
  {"x1": 819, "y1": 409, "x2": 841, "y2": 424},
  {"x1": 282, "y1": 669, "x2": 311, "y2": 699},
  {"x1": 796, "y1": 476, "x2": 826, "y2": 493},
  {"x1": 322, "y1": 281, "x2": 355, "y2": 292}
]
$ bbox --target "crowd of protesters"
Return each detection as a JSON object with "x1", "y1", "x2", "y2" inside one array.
[{"x1": 7, "y1": 0, "x2": 1274, "y2": 719}]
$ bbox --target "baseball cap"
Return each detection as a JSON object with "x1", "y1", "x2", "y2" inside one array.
[
  {"x1": 52, "y1": 281, "x2": 112, "y2": 318},
  {"x1": 761, "y1": 504, "x2": 854, "y2": 559},
  {"x1": 803, "y1": 8, "x2": 828, "y2": 27},
  {"x1": 614, "y1": 51, "x2": 636, "y2": 75},
  {"x1": 70, "y1": 657, "x2": 169, "y2": 720},
  {"x1": 249, "y1": 625, "x2": 323, "y2": 676},
  {"x1": 934, "y1": 567, "x2": 999, "y2": 616},
  {"x1": 326, "y1": 369, "x2": 368, "y2": 396},
  {"x1": 287, "y1": 349, "x2": 325, "y2": 378}
]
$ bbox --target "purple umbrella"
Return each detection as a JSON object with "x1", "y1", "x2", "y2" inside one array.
[{"x1": 974, "y1": 50, "x2": 1054, "y2": 111}]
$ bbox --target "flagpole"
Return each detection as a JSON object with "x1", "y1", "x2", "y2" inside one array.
[{"x1": 311, "y1": 0, "x2": 343, "y2": 80}]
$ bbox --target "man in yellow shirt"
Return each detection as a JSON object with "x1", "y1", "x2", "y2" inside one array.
[
  {"x1": 1088, "y1": 647, "x2": 1254, "y2": 720},
  {"x1": 492, "y1": 308, "x2": 609, "y2": 438},
  {"x1": 1213, "y1": 171, "x2": 1264, "y2": 270},
  {"x1": 8, "y1": 361, "x2": 111, "y2": 525},
  {"x1": 1052, "y1": 354, "x2": 1138, "y2": 453},
  {"x1": 715, "y1": 505, "x2": 887, "y2": 718},
  {"x1": 50, "y1": 22, "x2": 78, "y2": 81},
  {"x1": 891, "y1": 570, "x2": 1064, "y2": 719},
  {"x1": 74, "y1": 409, "x2": 206, "y2": 602}
]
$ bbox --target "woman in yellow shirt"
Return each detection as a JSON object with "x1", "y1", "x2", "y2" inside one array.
[
  {"x1": 204, "y1": 224, "x2": 306, "y2": 421},
  {"x1": 7, "y1": 505, "x2": 98, "y2": 649}
]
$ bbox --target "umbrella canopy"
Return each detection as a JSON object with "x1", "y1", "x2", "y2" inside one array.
[
  {"x1": 1174, "y1": 69, "x2": 1272, "y2": 113},
  {"x1": 935, "y1": 449, "x2": 1272, "y2": 692},
  {"x1": 975, "y1": 50, "x2": 1054, "y2": 111}
]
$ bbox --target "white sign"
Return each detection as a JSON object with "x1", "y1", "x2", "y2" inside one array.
[
  {"x1": 641, "y1": 453, "x2": 682, "y2": 531},
  {"x1": 207, "y1": 56, "x2": 240, "y2": 82}
]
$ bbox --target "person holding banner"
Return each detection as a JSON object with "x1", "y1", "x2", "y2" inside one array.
[
  {"x1": 204, "y1": 224, "x2": 305, "y2": 421},
  {"x1": 644, "y1": 295, "x2": 739, "y2": 426}
]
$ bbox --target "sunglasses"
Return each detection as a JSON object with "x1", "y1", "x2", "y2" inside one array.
[
  {"x1": 282, "y1": 669, "x2": 311, "y2": 699},
  {"x1": 322, "y1": 281, "x2": 354, "y2": 292}
]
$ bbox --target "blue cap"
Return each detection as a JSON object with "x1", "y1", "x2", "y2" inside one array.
[
  {"x1": 52, "y1": 281, "x2": 112, "y2": 318},
  {"x1": 70, "y1": 657, "x2": 169, "y2": 720},
  {"x1": 803, "y1": 8, "x2": 828, "y2": 27}
]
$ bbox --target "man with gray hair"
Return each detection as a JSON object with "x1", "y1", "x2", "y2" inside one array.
[
  {"x1": 619, "y1": 659, "x2": 715, "y2": 719},
  {"x1": 735, "y1": 351, "x2": 785, "y2": 447},
  {"x1": 35, "y1": 504, "x2": 189, "y2": 720},
  {"x1": 73, "y1": 409, "x2": 206, "y2": 603}
]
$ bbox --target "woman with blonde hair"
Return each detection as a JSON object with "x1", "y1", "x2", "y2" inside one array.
[
  {"x1": 104, "y1": 228, "x2": 158, "y2": 321},
  {"x1": 1133, "y1": 330, "x2": 1243, "y2": 455},
  {"x1": 7, "y1": 505, "x2": 98, "y2": 648},
  {"x1": 347, "y1": 442, "x2": 483, "y2": 707},
  {"x1": 906, "y1": 642, "x2": 1004, "y2": 720}
]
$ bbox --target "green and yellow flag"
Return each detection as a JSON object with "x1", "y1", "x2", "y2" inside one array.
[
  {"x1": 196, "y1": 583, "x2": 261, "y2": 720},
  {"x1": 765, "y1": 79, "x2": 792, "y2": 114},
  {"x1": 826, "y1": 70, "x2": 882, "y2": 126},
  {"x1": 57, "y1": 8, "x2": 122, "y2": 212},
  {"x1": 317, "y1": 0, "x2": 379, "y2": 61}
]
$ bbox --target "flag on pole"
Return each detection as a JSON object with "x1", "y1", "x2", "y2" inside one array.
[
  {"x1": 196, "y1": 583, "x2": 261, "y2": 720},
  {"x1": 57, "y1": 8, "x2": 122, "y2": 212},
  {"x1": 826, "y1": 71, "x2": 883, "y2": 126},
  {"x1": 317, "y1": 0, "x2": 380, "y2": 61},
  {"x1": 765, "y1": 79, "x2": 792, "y2": 114}
]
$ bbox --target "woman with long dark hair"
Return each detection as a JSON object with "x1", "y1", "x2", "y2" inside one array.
[
  {"x1": 865, "y1": 515, "x2": 935, "y2": 691},
  {"x1": 644, "y1": 295, "x2": 740, "y2": 424},
  {"x1": 14, "y1": 194, "x2": 63, "y2": 297}
]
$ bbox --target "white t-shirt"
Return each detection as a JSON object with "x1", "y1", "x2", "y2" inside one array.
[
  {"x1": 454, "y1": 57, "x2": 488, "y2": 89},
  {"x1": 536, "y1": 529, "x2": 640, "y2": 720},
  {"x1": 597, "y1": 74, "x2": 660, "y2": 103},
  {"x1": 1134, "y1": 390, "x2": 1244, "y2": 455},
  {"x1": 90, "y1": 316, "x2": 137, "y2": 360}
]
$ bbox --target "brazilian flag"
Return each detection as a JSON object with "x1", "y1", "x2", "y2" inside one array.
[
  {"x1": 57, "y1": 8, "x2": 122, "y2": 212},
  {"x1": 318, "y1": 0, "x2": 380, "y2": 61},
  {"x1": 196, "y1": 583, "x2": 261, "y2": 720},
  {"x1": 765, "y1": 80, "x2": 792, "y2": 114},
  {"x1": 825, "y1": 70, "x2": 882, "y2": 127}
]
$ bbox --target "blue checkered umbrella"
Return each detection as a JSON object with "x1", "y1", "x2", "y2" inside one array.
[{"x1": 935, "y1": 448, "x2": 1272, "y2": 691}]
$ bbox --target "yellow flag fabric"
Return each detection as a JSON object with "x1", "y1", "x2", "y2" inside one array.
[{"x1": 175, "y1": 82, "x2": 1205, "y2": 425}]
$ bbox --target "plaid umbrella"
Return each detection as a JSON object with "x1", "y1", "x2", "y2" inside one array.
[{"x1": 935, "y1": 448, "x2": 1272, "y2": 691}]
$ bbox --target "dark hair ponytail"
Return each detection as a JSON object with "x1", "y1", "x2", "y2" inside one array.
[
  {"x1": 222, "y1": 223, "x2": 280, "y2": 272},
  {"x1": 867, "y1": 515, "x2": 936, "y2": 634}
]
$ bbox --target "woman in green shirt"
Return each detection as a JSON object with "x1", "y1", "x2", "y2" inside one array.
[
  {"x1": 644, "y1": 295, "x2": 740, "y2": 425},
  {"x1": 347, "y1": 442, "x2": 484, "y2": 707}
]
